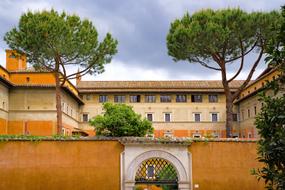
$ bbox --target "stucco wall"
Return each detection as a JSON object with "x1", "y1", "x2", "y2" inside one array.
[
  {"x1": 0, "y1": 140, "x2": 265, "y2": 190},
  {"x1": 189, "y1": 141, "x2": 264, "y2": 190},
  {"x1": 0, "y1": 140, "x2": 123, "y2": 190}
]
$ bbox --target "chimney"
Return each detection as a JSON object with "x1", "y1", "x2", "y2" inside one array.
[
  {"x1": 76, "y1": 68, "x2": 81, "y2": 85},
  {"x1": 6, "y1": 50, "x2": 27, "y2": 71}
]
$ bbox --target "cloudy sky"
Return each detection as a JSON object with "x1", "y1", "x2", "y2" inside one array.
[{"x1": 0, "y1": 0, "x2": 284, "y2": 81}]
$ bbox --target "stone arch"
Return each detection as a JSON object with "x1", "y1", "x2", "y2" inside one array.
[{"x1": 125, "y1": 150, "x2": 189, "y2": 190}]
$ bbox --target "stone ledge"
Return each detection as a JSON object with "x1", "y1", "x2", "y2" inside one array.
[{"x1": 0, "y1": 135, "x2": 258, "y2": 143}]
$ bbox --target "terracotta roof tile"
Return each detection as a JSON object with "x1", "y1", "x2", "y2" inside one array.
[{"x1": 77, "y1": 80, "x2": 245, "y2": 93}]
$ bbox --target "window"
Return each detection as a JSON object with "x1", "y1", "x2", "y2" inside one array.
[
  {"x1": 193, "y1": 132, "x2": 201, "y2": 138},
  {"x1": 62, "y1": 128, "x2": 66, "y2": 136},
  {"x1": 26, "y1": 77, "x2": 30, "y2": 82},
  {"x1": 2, "y1": 101, "x2": 5, "y2": 109},
  {"x1": 160, "y1": 95, "x2": 171, "y2": 103},
  {"x1": 194, "y1": 113, "x2": 201, "y2": 122},
  {"x1": 211, "y1": 113, "x2": 218, "y2": 122},
  {"x1": 241, "y1": 110, "x2": 245, "y2": 121},
  {"x1": 145, "y1": 95, "x2": 156, "y2": 103},
  {"x1": 146, "y1": 165, "x2": 155, "y2": 178},
  {"x1": 176, "y1": 95, "x2": 187, "y2": 102},
  {"x1": 130, "y1": 95, "x2": 141, "y2": 103},
  {"x1": 61, "y1": 102, "x2": 65, "y2": 111},
  {"x1": 248, "y1": 109, "x2": 251, "y2": 118},
  {"x1": 164, "y1": 113, "x2": 171, "y2": 122},
  {"x1": 208, "y1": 95, "x2": 218, "y2": 103},
  {"x1": 82, "y1": 114, "x2": 89, "y2": 122},
  {"x1": 146, "y1": 113, "x2": 153, "y2": 122},
  {"x1": 99, "y1": 95, "x2": 108, "y2": 103},
  {"x1": 248, "y1": 133, "x2": 252, "y2": 138},
  {"x1": 232, "y1": 113, "x2": 238, "y2": 121},
  {"x1": 191, "y1": 95, "x2": 202, "y2": 102},
  {"x1": 85, "y1": 95, "x2": 91, "y2": 100},
  {"x1": 212, "y1": 131, "x2": 219, "y2": 138},
  {"x1": 164, "y1": 130, "x2": 173, "y2": 138},
  {"x1": 254, "y1": 106, "x2": 257, "y2": 115},
  {"x1": 114, "y1": 95, "x2": 125, "y2": 103}
]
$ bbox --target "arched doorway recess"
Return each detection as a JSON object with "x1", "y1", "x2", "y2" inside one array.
[{"x1": 120, "y1": 139, "x2": 192, "y2": 190}]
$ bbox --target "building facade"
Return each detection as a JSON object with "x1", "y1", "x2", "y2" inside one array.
[{"x1": 0, "y1": 50, "x2": 282, "y2": 138}]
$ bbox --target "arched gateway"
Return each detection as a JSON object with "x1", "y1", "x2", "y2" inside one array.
[
  {"x1": 120, "y1": 138, "x2": 191, "y2": 190},
  {"x1": 135, "y1": 157, "x2": 178, "y2": 189}
]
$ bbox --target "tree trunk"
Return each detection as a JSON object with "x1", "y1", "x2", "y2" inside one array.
[
  {"x1": 55, "y1": 71, "x2": 63, "y2": 134},
  {"x1": 225, "y1": 95, "x2": 233, "y2": 138}
]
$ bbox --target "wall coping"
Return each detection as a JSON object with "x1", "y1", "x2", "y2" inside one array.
[{"x1": 0, "y1": 135, "x2": 258, "y2": 143}]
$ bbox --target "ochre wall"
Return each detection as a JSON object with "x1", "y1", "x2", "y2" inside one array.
[
  {"x1": 6, "y1": 120, "x2": 55, "y2": 136},
  {"x1": 0, "y1": 141, "x2": 124, "y2": 190},
  {"x1": 189, "y1": 142, "x2": 264, "y2": 190},
  {"x1": 0, "y1": 118, "x2": 7, "y2": 134},
  {"x1": 0, "y1": 140, "x2": 264, "y2": 190}
]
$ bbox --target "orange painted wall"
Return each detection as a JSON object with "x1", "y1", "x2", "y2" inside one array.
[
  {"x1": 9, "y1": 73, "x2": 55, "y2": 85},
  {"x1": 189, "y1": 142, "x2": 264, "y2": 190},
  {"x1": 7, "y1": 121, "x2": 24, "y2": 134},
  {"x1": 0, "y1": 140, "x2": 264, "y2": 190},
  {"x1": 0, "y1": 118, "x2": 7, "y2": 134},
  {"x1": 7, "y1": 120, "x2": 55, "y2": 136},
  {"x1": 5, "y1": 50, "x2": 27, "y2": 71},
  {"x1": 154, "y1": 129, "x2": 227, "y2": 138},
  {"x1": 9, "y1": 72, "x2": 78, "y2": 95},
  {"x1": 0, "y1": 141, "x2": 123, "y2": 190},
  {"x1": 26, "y1": 121, "x2": 55, "y2": 136},
  {"x1": 0, "y1": 67, "x2": 9, "y2": 80}
]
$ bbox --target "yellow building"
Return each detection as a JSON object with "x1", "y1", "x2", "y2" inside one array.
[
  {"x1": 77, "y1": 80, "x2": 243, "y2": 138},
  {"x1": 0, "y1": 50, "x2": 282, "y2": 138},
  {"x1": 0, "y1": 50, "x2": 88, "y2": 136},
  {"x1": 234, "y1": 67, "x2": 283, "y2": 138}
]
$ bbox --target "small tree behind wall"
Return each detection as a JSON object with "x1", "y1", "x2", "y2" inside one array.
[
  {"x1": 4, "y1": 10, "x2": 118, "y2": 134},
  {"x1": 90, "y1": 103, "x2": 154, "y2": 137}
]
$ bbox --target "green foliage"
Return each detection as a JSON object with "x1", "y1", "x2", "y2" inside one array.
[
  {"x1": 4, "y1": 9, "x2": 117, "y2": 75},
  {"x1": 254, "y1": 93, "x2": 285, "y2": 189},
  {"x1": 156, "y1": 164, "x2": 178, "y2": 190},
  {"x1": 253, "y1": 6, "x2": 285, "y2": 190},
  {"x1": 90, "y1": 103, "x2": 153, "y2": 137},
  {"x1": 0, "y1": 134, "x2": 81, "y2": 142},
  {"x1": 167, "y1": 8, "x2": 280, "y2": 64}
]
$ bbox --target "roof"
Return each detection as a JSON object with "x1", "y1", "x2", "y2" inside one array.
[
  {"x1": 0, "y1": 75, "x2": 13, "y2": 87},
  {"x1": 77, "y1": 80, "x2": 245, "y2": 93},
  {"x1": 234, "y1": 67, "x2": 280, "y2": 103}
]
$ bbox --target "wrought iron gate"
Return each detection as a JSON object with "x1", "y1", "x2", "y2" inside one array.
[{"x1": 135, "y1": 158, "x2": 178, "y2": 189}]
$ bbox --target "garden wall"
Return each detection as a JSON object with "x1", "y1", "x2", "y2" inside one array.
[
  {"x1": 0, "y1": 139, "x2": 264, "y2": 190},
  {"x1": 190, "y1": 141, "x2": 264, "y2": 190},
  {"x1": 0, "y1": 140, "x2": 123, "y2": 190}
]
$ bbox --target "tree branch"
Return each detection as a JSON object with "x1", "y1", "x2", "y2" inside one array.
[
  {"x1": 227, "y1": 38, "x2": 245, "y2": 83},
  {"x1": 190, "y1": 57, "x2": 221, "y2": 71},
  {"x1": 232, "y1": 46, "x2": 264, "y2": 100},
  {"x1": 225, "y1": 40, "x2": 258, "y2": 63},
  {"x1": 65, "y1": 69, "x2": 93, "y2": 80}
]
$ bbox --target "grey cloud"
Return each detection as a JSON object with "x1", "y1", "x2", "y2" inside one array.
[{"x1": 0, "y1": 0, "x2": 283, "y2": 80}]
